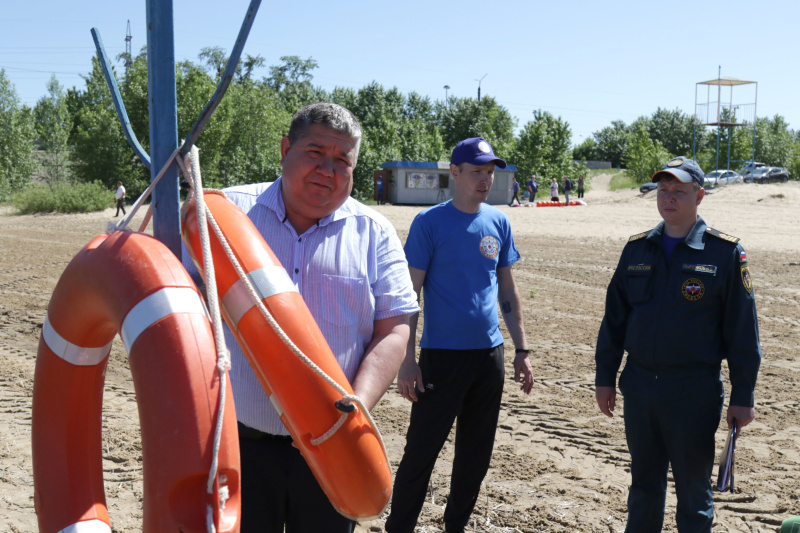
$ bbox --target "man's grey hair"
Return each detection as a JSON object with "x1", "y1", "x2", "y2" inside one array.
[{"x1": 287, "y1": 102, "x2": 362, "y2": 158}]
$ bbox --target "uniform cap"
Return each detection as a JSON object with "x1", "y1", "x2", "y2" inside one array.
[
  {"x1": 450, "y1": 137, "x2": 507, "y2": 169},
  {"x1": 652, "y1": 156, "x2": 705, "y2": 186}
]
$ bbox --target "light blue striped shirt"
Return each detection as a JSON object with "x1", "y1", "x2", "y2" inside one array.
[{"x1": 184, "y1": 179, "x2": 418, "y2": 435}]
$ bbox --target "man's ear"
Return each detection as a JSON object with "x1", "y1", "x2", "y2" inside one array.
[
  {"x1": 279, "y1": 136, "x2": 291, "y2": 165},
  {"x1": 696, "y1": 187, "x2": 706, "y2": 205}
]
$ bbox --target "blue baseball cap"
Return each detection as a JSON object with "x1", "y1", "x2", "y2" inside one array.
[
  {"x1": 450, "y1": 137, "x2": 507, "y2": 169},
  {"x1": 651, "y1": 156, "x2": 705, "y2": 186}
]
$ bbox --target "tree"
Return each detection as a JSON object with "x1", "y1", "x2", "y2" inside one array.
[
  {"x1": 198, "y1": 46, "x2": 227, "y2": 81},
  {"x1": 624, "y1": 125, "x2": 673, "y2": 184},
  {"x1": 34, "y1": 74, "x2": 72, "y2": 182},
  {"x1": 267, "y1": 56, "x2": 325, "y2": 112},
  {"x1": 644, "y1": 108, "x2": 696, "y2": 157},
  {"x1": 512, "y1": 110, "x2": 579, "y2": 182},
  {"x1": 572, "y1": 137, "x2": 598, "y2": 161},
  {"x1": 437, "y1": 95, "x2": 516, "y2": 160},
  {"x1": 0, "y1": 69, "x2": 38, "y2": 201},
  {"x1": 593, "y1": 120, "x2": 629, "y2": 168}
]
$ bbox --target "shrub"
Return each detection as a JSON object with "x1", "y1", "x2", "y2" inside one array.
[{"x1": 11, "y1": 181, "x2": 115, "y2": 214}]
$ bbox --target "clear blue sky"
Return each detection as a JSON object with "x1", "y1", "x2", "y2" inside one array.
[{"x1": 2, "y1": 0, "x2": 797, "y2": 147}]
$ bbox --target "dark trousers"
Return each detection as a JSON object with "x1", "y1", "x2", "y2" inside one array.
[
  {"x1": 619, "y1": 362, "x2": 723, "y2": 533},
  {"x1": 115, "y1": 198, "x2": 126, "y2": 216},
  {"x1": 577, "y1": 187, "x2": 584, "y2": 198},
  {"x1": 386, "y1": 345, "x2": 505, "y2": 533},
  {"x1": 509, "y1": 192, "x2": 520, "y2": 206},
  {"x1": 238, "y1": 423, "x2": 355, "y2": 533}
]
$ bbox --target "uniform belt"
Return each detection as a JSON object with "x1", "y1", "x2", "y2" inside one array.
[{"x1": 237, "y1": 422, "x2": 293, "y2": 442}]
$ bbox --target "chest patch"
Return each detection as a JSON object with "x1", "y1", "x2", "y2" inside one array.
[
  {"x1": 682, "y1": 278, "x2": 705, "y2": 301},
  {"x1": 480, "y1": 235, "x2": 499, "y2": 259}
]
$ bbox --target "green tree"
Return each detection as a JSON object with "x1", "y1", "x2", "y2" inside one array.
[
  {"x1": 593, "y1": 120, "x2": 629, "y2": 168},
  {"x1": 0, "y1": 69, "x2": 38, "y2": 201},
  {"x1": 644, "y1": 108, "x2": 696, "y2": 157},
  {"x1": 624, "y1": 125, "x2": 673, "y2": 184},
  {"x1": 437, "y1": 96, "x2": 516, "y2": 158},
  {"x1": 572, "y1": 137, "x2": 598, "y2": 161},
  {"x1": 267, "y1": 56, "x2": 326, "y2": 112},
  {"x1": 512, "y1": 109, "x2": 578, "y2": 182},
  {"x1": 34, "y1": 74, "x2": 72, "y2": 182}
]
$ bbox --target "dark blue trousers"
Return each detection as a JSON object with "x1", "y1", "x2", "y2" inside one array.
[
  {"x1": 386, "y1": 345, "x2": 505, "y2": 533},
  {"x1": 619, "y1": 362, "x2": 724, "y2": 533}
]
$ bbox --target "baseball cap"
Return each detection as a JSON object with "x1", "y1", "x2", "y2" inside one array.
[
  {"x1": 651, "y1": 156, "x2": 705, "y2": 186},
  {"x1": 450, "y1": 137, "x2": 507, "y2": 169}
]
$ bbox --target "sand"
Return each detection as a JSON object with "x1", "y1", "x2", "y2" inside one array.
[{"x1": 1, "y1": 175, "x2": 798, "y2": 532}]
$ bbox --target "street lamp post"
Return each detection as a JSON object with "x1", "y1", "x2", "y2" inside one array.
[
  {"x1": 443, "y1": 85, "x2": 450, "y2": 108},
  {"x1": 475, "y1": 73, "x2": 487, "y2": 102}
]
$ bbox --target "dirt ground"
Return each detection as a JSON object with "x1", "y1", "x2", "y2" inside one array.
[{"x1": 1, "y1": 175, "x2": 799, "y2": 532}]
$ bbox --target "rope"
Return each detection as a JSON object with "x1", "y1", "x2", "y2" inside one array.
[{"x1": 177, "y1": 148, "x2": 231, "y2": 533}]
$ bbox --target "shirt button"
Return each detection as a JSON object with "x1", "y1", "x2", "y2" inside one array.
[
  {"x1": 295, "y1": 268, "x2": 299, "y2": 274},
  {"x1": 298, "y1": 238, "x2": 302, "y2": 242}
]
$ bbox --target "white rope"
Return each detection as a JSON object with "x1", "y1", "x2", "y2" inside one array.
[{"x1": 177, "y1": 148, "x2": 231, "y2": 533}]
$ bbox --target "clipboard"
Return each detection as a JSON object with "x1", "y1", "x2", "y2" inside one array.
[{"x1": 716, "y1": 417, "x2": 737, "y2": 493}]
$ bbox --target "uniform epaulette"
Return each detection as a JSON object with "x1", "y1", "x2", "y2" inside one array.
[
  {"x1": 705, "y1": 227, "x2": 740, "y2": 244},
  {"x1": 628, "y1": 231, "x2": 648, "y2": 242}
]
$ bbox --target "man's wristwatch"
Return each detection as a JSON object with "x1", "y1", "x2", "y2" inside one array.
[{"x1": 515, "y1": 348, "x2": 530, "y2": 354}]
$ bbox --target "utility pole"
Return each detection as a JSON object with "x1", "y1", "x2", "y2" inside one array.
[
  {"x1": 124, "y1": 20, "x2": 132, "y2": 79},
  {"x1": 443, "y1": 85, "x2": 450, "y2": 108},
  {"x1": 475, "y1": 73, "x2": 487, "y2": 102}
]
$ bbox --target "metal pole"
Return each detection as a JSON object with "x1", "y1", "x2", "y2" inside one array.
[{"x1": 146, "y1": 0, "x2": 180, "y2": 257}]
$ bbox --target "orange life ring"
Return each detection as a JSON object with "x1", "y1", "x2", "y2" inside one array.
[
  {"x1": 181, "y1": 191, "x2": 392, "y2": 520},
  {"x1": 32, "y1": 231, "x2": 240, "y2": 533}
]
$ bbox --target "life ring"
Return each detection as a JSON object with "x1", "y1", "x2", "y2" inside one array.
[
  {"x1": 181, "y1": 191, "x2": 392, "y2": 520},
  {"x1": 32, "y1": 231, "x2": 240, "y2": 533}
]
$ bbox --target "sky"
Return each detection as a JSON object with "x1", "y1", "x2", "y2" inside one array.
[{"x1": 2, "y1": 0, "x2": 798, "y2": 148}]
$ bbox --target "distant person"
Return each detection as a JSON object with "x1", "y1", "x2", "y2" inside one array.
[
  {"x1": 385, "y1": 137, "x2": 534, "y2": 533},
  {"x1": 528, "y1": 175, "x2": 538, "y2": 202},
  {"x1": 376, "y1": 173, "x2": 385, "y2": 205},
  {"x1": 508, "y1": 176, "x2": 521, "y2": 206},
  {"x1": 563, "y1": 175, "x2": 574, "y2": 206},
  {"x1": 595, "y1": 156, "x2": 761, "y2": 532},
  {"x1": 114, "y1": 181, "x2": 126, "y2": 217},
  {"x1": 577, "y1": 175, "x2": 585, "y2": 199},
  {"x1": 550, "y1": 177, "x2": 559, "y2": 202}
]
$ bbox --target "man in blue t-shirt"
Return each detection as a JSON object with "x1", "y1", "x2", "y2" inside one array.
[{"x1": 385, "y1": 137, "x2": 534, "y2": 533}]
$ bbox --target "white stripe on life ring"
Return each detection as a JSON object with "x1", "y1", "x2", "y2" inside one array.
[
  {"x1": 121, "y1": 287, "x2": 209, "y2": 352},
  {"x1": 42, "y1": 315, "x2": 112, "y2": 366},
  {"x1": 58, "y1": 519, "x2": 112, "y2": 533},
  {"x1": 222, "y1": 266, "x2": 297, "y2": 327}
]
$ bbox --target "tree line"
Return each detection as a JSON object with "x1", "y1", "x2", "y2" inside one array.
[{"x1": 2, "y1": 50, "x2": 799, "y2": 204}]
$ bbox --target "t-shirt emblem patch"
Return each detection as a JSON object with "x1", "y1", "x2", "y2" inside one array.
[
  {"x1": 480, "y1": 235, "x2": 499, "y2": 259},
  {"x1": 682, "y1": 278, "x2": 705, "y2": 301},
  {"x1": 741, "y1": 265, "x2": 753, "y2": 294}
]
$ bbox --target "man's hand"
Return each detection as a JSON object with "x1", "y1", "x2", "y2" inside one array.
[
  {"x1": 596, "y1": 386, "x2": 616, "y2": 418},
  {"x1": 727, "y1": 405, "x2": 755, "y2": 433},
  {"x1": 514, "y1": 353, "x2": 534, "y2": 394},
  {"x1": 396, "y1": 358, "x2": 424, "y2": 402}
]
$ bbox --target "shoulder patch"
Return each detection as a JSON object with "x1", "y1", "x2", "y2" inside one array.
[
  {"x1": 629, "y1": 231, "x2": 649, "y2": 242},
  {"x1": 705, "y1": 227, "x2": 740, "y2": 244}
]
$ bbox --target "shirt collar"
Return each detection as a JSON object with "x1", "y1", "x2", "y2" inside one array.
[
  {"x1": 647, "y1": 216, "x2": 707, "y2": 250},
  {"x1": 256, "y1": 176, "x2": 356, "y2": 229}
]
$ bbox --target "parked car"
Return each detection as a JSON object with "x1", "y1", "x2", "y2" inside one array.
[
  {"x1": 704, "y1": 172, "x2": 720, "y2": 189},
  {"x1": 707, "y1": 169, "x2": 742, "y2": 186},
  {"x1": 639, "y1": 182, "x2": 657, "y2": 193},
  {"x1": 738, "y1": 162, "x2": 766, "y2": 183},
  {"x1": 754, "y1": 167, "x2": 790, "y2": 183}
]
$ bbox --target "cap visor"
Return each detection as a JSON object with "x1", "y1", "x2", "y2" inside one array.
[
  {"x1": 469, "y1": 154, "x2": 507, "y2": 169},
  {"x1": 652, "y1": 169, "x2": 693, "y2": 183}
]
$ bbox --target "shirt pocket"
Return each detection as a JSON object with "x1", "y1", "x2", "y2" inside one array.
[
  {"x1": 317, "y1": 274, "x2": 370, "y2": 327},
  {"x1": 624, "y1": 266, "x2": 654, "y2": 304}
]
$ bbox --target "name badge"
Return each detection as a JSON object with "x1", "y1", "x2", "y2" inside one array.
[{"x1": 681, "y1": 264, "x2": 717, "y2": 276}]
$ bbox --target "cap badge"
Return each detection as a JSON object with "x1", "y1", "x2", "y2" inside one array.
[
  {"x1": 682, "y1": 278, "x2": 705, "y2": 301},
  {"x1": 477, "y1": 141, "x2": 491, "y2": 153},
  {"x1": 667, "y1": 158, "x2": 683, "y2": 167},
  {"x1": 480, "y1": 235, "x2": 499, "y2": 259}
]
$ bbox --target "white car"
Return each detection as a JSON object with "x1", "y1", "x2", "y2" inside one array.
[{"x1": 708, "y1": 169, "x2": 742, "y2": 186}]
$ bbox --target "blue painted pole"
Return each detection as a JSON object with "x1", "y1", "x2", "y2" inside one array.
[{"x1": 146, "y1": 0, "x2": 181, "y2": 257}]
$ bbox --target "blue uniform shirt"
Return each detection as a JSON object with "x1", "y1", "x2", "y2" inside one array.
[
  {"x1": 404, "y1": 201, "x2": 520, "y2": 350},
  {"x1": 595, "y1": 216, "x2": 761, "y2": 407}
]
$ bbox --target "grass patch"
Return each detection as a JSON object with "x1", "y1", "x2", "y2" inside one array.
[
  {"x1": 609, "y1": 171, "x2": 641, "y2": 191},
  {"x1": 11, "y1": 181, "x2": 115, "y2": 214}
]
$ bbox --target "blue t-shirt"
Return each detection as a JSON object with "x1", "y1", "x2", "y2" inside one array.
[
  {"x1": 404, "y1": 201, "x2": 521, "y2": 350},
  {"x1": 661, "y1": 233, "x2": 685, "y2": 265}
]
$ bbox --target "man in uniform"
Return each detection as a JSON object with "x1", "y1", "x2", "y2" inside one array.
[{"x1": 595, "y1": 156, "x2": 761, "y2": 532}]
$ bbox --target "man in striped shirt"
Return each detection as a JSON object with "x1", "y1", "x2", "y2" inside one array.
[{"x1": 186, "y1": 102, "x2": 417, "y2": 532}]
